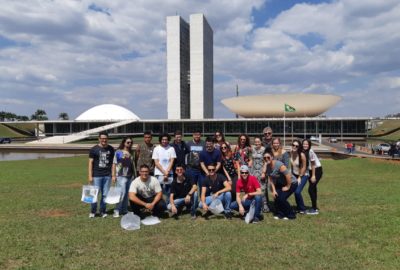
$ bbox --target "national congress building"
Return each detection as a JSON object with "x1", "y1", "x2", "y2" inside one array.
[{"x1": 167, "y1": 14, "x2": 213, "y2": 119}]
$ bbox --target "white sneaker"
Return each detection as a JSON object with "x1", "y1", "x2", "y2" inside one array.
[
  {"x1": 113, "y1": 210, "x2": 120, "y2": 218},
  {"x1": 89, "y1": 213, "x2": 95, "y2": 218},
  {"x1": 101, "y1": 213, "x2": 108, "y2": 218}
]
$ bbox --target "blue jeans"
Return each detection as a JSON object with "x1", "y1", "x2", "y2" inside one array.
[
  {"x1": 167, "y1": 192, "x2": 198, "y2": 216},
  {"x1": 186, "y1": 168, "x2": 205, "y2": 197},
  {"x1": 156, "y1": 175, "x2": 173, "y2": 204},
  {"x1": 115, "y1": 176, "x2": 132, "y2": 214},
  {"x1": 294, "y1": 175, "x2": 308, "y2": 211},
  {"x1": 198, "y1": 192, "x2": 232, "y2": 214},
  {"x1": 91, "y1": 176, "x2": 111, "y2": 214},
  {"x1": 230, "y1": 195, "x2": 263, "y2": 219},
  {"x1": 274, "y1": 182, "x2": 298, "y2": 219}
]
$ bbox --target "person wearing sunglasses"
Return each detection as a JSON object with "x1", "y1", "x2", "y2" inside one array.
[
  {"x1": 261, "y1": 126, "x2": 273, "y2": 150},
  {"x1": 213, "y1": 130, "x2": 230, "y2": 150},
  {"x1": 230, "y1": 165, "x2": 263, "y2": 223},
  {"x1": 111, "y1": 137, "x2": 135, "y2": 218},
  {"x1": 199, "y1": 163, "x2": 232, "y2": 219},
  {"x1": 88, "y1": 131, "x2": 115, "y2": 218},
  {"x1": 290, "y1": 139, "x2": 308, "y2": 214},
  {"x1": 263, "y1": 147, "x2": 297, "y2": 220}
]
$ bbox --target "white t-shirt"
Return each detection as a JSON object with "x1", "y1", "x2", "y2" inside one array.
[
  {"x1": 309, "y1": 149, "x2": 322, "y2": 168},
  {"x1": 129, "y1": 176, "x2": 162, "y2": 198},
  {"x1": 152, "y1": 145, "x2": 176, "y2": 176}
]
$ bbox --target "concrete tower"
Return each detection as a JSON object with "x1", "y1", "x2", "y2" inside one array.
[{"x1": 166, "y1": 13, "x2": 213, "y2": 119}]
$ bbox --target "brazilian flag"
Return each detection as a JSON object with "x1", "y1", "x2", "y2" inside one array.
[{"x1": 284, "y1": 103, "x2": 296, "y2": 112}]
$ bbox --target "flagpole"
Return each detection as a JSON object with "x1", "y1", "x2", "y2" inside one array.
[{"x1": 283, "y1": 106, "x2": 286, "y2": 148}]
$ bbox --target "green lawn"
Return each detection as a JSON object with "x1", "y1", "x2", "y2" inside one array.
[
  {"x1": 369, "y1": 119, "x2": 400, "y2": 136},
  {"x1": 0, "y1": 124, "x2": 23, "y2": 138},
  {"x1": 0, "y1": 157, "x2": 399, "y2": 269}
]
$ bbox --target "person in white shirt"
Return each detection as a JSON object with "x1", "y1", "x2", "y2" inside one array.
[
  {"x1": 152, "y1": 133, "x2": 176, "y2": 203},
  {"x1": 129, "y1": 164, "x2": 166, "y2": 218},
  {"x1": 302, "y1": 139, "x2": 323, "y2": 215}
]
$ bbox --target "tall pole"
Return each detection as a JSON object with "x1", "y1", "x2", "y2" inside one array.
[
  {"x1": 235, "y1": 84, "x2": 239, "y2": 119},
  {"x1": 283, "y1": 109, "x2": 286, "y2": 147}
]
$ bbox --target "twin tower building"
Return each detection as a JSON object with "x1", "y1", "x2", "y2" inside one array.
[{"x1": 167, "y1": 14, "x2": 213, "y2": 119}]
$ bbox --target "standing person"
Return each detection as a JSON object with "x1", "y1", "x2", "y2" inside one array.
[
  {"x1": 152, "y1": 133, "x2": 176, "y2": 203},
  {"x1": 129, "y1": 164, "x2": 166, "y2": 219},
  {"x1": 230, "y1": 165, "x2": 264, "y2": 223},
  {"x1": 262, "y1": 126, "x2": 273, "y2": 150},
  {"x1": 233, "y1": 134, "x2": 252, "y2": 176},
  {"x1": 186, "y1": 130, "x2": 206, "y2": 193},
  {"x1": 270, "y1": 137, "x2": 290, "y2": 167},
  {"x1": 88, "y1": 132, "x2": 115, "y2": 218},
  {"x1": 213, "y1": 130, "x2": 230, "y2": 150},
  {"x1": 200, "y1": 136, "x2": 222, "y2": 178},
  {"x1": 263, "y1": 148, "x2": 297, "y2": 220},
  {"x1": 167, "y1": 165, "x2": 198, "y2": 219},
  {"x1": 220, "y1": 143, "x2": 239, "y2": 203},
  {"x1": 111, "y1": 137, "x2": 135, "y2": 218},
  {"x1": 136, "y1": 131, "x2": 155, "y2": 175},
  {"x1": 199, "y1": 163, "x2": 232, "y2": 219},
  {"x1": 302, "y1": 139, "x2": 323, "y2": 215},
  {"x1": 170, "y1": 130, "x2": 189, "y2": 173},
  {"x1": 290, "y1": 139, "x2": 308, "y2": 214},
  {"x1": 250, "y1": 136, "x2": 268, "y2": 212}
]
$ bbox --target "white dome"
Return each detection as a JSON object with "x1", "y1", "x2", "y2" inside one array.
[{"x1": 76, "y1": 104, "x2": 140, "y2": 121}]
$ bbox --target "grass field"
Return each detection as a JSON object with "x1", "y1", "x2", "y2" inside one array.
[
  {"x1": 0, "y1": 156, "x2": 399, "y2": 269},
  {"x1": 0, "y1": 124, "x2": 23, "y2": 138},
  {"x1": 369, "y1": 119, "x2": 400, "y2": 136}
]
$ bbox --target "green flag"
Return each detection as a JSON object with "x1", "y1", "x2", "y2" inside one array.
[{"x1": 284, "y1": 103, "x2": 296, "y2": 112}]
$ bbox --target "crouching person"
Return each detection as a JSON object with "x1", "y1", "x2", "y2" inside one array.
[
  {"x1": 129, "y1": 164, "x2": 166, "y2": 219},
  {"x1": 199, "y1": 163, "x2": 232, "y2": 219},
  {"x1": 167, "y1": 165, "x2": 198, "y2": 220},
  {"x1": 230, "y1": 165, "x2": 264, "y2": 223}
]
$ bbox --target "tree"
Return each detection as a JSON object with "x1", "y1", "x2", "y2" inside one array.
[
  {"x1": 58, "y1": 112, "x2": 69, "y2": 120},
  {"x1": 31, "y1": 109, "x2": 48, "y2": 120}
]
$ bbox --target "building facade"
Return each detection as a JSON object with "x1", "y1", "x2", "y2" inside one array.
[{"x1": 167, "y1": 14, "x2": 213, "y2": 120}]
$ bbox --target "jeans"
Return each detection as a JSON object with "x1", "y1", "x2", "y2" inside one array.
[
  {"x1": 294, "y1": 175, "x2": 309, "y2": 211},
  {"x1": 91, "y1": 175, "x2": 111, "y2": 214},
  {"x1": 115, "y1": 176, "x2": 132, "y2": 214},
  {"x1": 186, "y1": 168, "x2": 205, "y2": 197},
  {"x1": 230, "y1": 195, "x2": 263, "y2": 219},
  {"x1": 156, "y1": 175, "x2": 173, "y2": 204},
  {"x1": 274, "y1": 182, "x2": 298, "y2": 219},
  {"x1": 198, "y1": 192, "x2": 232, "y2": 214},
  {"x1": 167, "y1": 192, "x2": 198, "y2": 216},
  {"x1": 130, "y1": 195, "x2": 166, "y2": 218}
]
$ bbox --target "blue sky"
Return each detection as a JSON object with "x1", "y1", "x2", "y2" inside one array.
[{"x1": 0, "y1": 0, "x2": 399, "y2": 119}]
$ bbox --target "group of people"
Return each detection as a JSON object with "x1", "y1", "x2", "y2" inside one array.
[{"x1": 87, "y1": 127, "x2": 323, "y2": 222}]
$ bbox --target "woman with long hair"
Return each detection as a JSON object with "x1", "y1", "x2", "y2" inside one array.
[
  {"x1": 302, "y1": 139, "x2": 323, "y2": 215},
  {"x1": 112, "y1": 137, "x2": 136, "y2": 217},
  {"x1": 290, "y1": 139, "x2": 308, "y2": 214},
  {"x1": 271, "y1": 137, "x2": 290, "y2": 167},
  {"x1": 233, "y1": 133, "x2": 252, "y2": 176},
  {"x1": 263, "y1": 147, "x2": 297, "y2": 219},
  {"x1": 220, "y1": 143, "x2": 239, "y2": 203},
  {"x1": 213, "y1": 130, "x2": 230, "y2": 150},
  {"x1": 250, "y1": 137, "x2": 268, "y2": 212}
]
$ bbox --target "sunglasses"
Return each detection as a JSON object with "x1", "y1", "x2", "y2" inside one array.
[
  {"x1": 264, "y1": 132, "x2": 272, "y2": 135},
  {"x1": 292, "y1": 144, "x2": 299, "y2": 147},
  {"x1": 221, "y1": 146, "x2": 227, "y2": 149},
  {"x1": 208, "y1": 168, "x2": 216, "y2": 172},
  {"x1": 176, "y1": 168, "x2": 184, "y2": 172},
  {"x1": 240, "y1": 171, "x2": 249, "y2": 175},
  {"x1": 264, "y1": 156, "x2": 271, "y2": 159},
  {"x1": 126, "y1": 141, "x2": 132, "y2": 144}
]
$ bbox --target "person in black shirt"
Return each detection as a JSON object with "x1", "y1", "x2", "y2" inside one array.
[
  {"x1": 199, "y1": 163, "x2": 232, "y2": 219},
  {"x1": 88, "y1": 132, "x2": 115, "y2": 218},
  {"x1": 170, "y1": 130, "x2": 189, "y2": 175},
  {"x1": 167, "y1": 165, "x2": 198, "y2": 219}
]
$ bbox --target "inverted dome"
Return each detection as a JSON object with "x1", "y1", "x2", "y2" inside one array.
[
  {"x1": 221, "y1": 94, "x2": 341, "y2": 118},
  {"x1": 76, "y1": 104, "x2": 140, "y2": 121}
]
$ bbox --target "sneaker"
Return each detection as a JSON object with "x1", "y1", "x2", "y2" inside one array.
[
  {"x1": 172, "y1": 214, "x2": 179, "y2": 220},
  {"x1": 113, "y1": 210, "x2": 120, "y2": 218},
  {"x1": 252, "y1": 217, "x2": 260, "y2": 223},
  {"x1": 101, "y1": 213, "x2": 108, "y2": 218},
  {"x1": 89, "y1": 213, "x2": 95, "y2": 218},
  {"x1": 191, "y1": 215, "x2": 197, "y2": 220},
  {"x1": 274, "y1": 215, "x2": 288, "y2": 220},
  {"x1": 298, "y1": 210, "x2": 306, "y2": 214},
  {"x1": 306, "y1": 209, "x2": 319, "y2": 215},
  {"x1": 224, "y1": 212, "x2": 233, "y2": 220}
]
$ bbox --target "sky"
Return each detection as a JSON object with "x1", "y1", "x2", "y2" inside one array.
[{"x1": 1, "y1": 0, "x2": 400, "y2": 120}]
